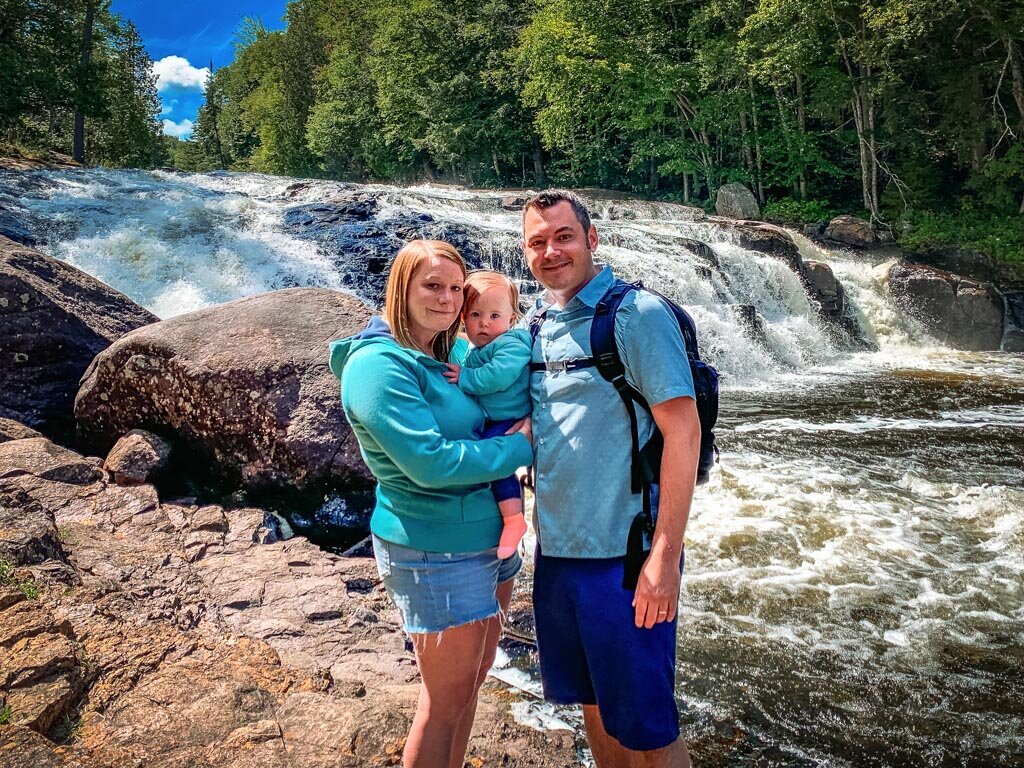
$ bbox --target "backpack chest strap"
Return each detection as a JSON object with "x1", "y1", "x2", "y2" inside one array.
[{"x1": 528, "y1": 357, "x2": 596, "y2": 373}]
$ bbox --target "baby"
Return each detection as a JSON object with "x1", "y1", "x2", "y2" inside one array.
[{"x1": 444, "y1": 270, "x2": 531, "y2": 559}]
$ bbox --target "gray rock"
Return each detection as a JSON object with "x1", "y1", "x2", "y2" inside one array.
[
  {"x1": 103, "y1": 429, "x2": 171, "y2": 486},
  {"x1": 0, "y1": 417, "x2": 43, "y2": 443},
  {"x1": 0, "y1": 236, "x2": 157, "y2": 440},
  {"x1": 730, "y1": 221, "x2": 803, "y2": 272},
  {"x1": 825, "y1": 215, "x2": 878, "y2": 248},
  {"x1": 1000, "y1": 292, "x2": 1024, "y2": 352},
  {"x1": 715, "y1": 183, "x2": 760, "y2": 220},
  {"x1": 803, "y1": 221, "x2": 827, "y2": 238},
  {"x1": 886, "y1": 262, "x2": 1004, "y2": 351},
  {"x1": 499, "y1": 194, "x2": 527, "y2": 211},
  {"x1": 76, "y1": 287, "x2": 373, "y2": 495}
]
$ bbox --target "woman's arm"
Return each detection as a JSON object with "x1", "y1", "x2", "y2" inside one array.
[{"x1": 343, "y1": 349, "x2": 532, "y2": 489}]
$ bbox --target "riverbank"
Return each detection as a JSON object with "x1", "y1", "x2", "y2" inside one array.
[{"x1": 0, "y1": 151, "x2": 82, "y2": 172}]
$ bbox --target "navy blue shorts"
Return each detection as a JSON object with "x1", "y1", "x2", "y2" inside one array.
[
  {"x1": 533, "y1": 548, "x2": 682, "y2": 752},
  {"x1": 481, "y1": 419, "x2": 522, "y2": 503}
]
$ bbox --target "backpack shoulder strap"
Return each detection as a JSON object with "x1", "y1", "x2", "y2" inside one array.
[
  {"x1": 591, "y1": 280, "x2": 651, "y2": 499},
  {"x1": 591, "y1": 281, "x2": 649, "y2": 405}
]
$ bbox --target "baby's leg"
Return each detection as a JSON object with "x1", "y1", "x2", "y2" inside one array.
[
  {"x1": 481, "y1": 418, "x2": 528, "y2": 559},
  {"x1": 497, "y1": 497, "x2": 527, "y2": 559}
]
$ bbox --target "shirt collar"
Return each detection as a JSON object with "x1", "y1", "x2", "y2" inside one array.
[{"x1": 535, "y1": 265, "x2": 615, "y2": 312}]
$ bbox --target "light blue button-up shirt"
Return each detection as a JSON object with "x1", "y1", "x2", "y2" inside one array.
[{"x1": 528, "y1": 266, "x2": 696, "y2": 558}]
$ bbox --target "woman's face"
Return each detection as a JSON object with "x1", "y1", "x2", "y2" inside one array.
[{"x1": 406, "y1": 255, "x2": 465, "y2": 344}]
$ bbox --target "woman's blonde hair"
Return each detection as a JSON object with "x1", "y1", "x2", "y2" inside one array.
[
  {"x1": 383, "y1": 239, "x2": 467, "y2": 360},
  {"x1": 463, "y1": 270, "x2": 523, "y2": 322}
]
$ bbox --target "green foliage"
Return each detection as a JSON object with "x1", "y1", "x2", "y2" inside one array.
[
  {"x1": 763, "y1": 198, "x2": 837, "y2": 226},
  {"x1": 898, "y1": 211, "x2": 1024, "y2": 264},
  {"x1": 0, "y1": 557, "x2": 39, "y2": 599},
  {"x1": 1, "y1": 0, "x2": 163, "y2": 166},
  {"x1": 0, "y1": 705, "x2": 11, "y2": 725}
]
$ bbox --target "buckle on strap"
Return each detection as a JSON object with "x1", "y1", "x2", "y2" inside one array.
[{"x1": 528, "y1": 357, "x2": 596, "y2": 373}]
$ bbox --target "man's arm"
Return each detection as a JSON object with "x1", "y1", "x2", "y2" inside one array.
[{"x1": 631, "y1": 395, "x2": 700, "y2": 629}]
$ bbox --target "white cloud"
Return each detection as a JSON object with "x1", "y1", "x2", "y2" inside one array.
[
  {"x1": 153, "y1": 56, "x2": 209, "y2": 92},
  {"x1": 159, "y1": 99, "x2": 178, "y2": 117},
  {"x1": 162, "y1": 118, "x2": 195, "y2": 139}
]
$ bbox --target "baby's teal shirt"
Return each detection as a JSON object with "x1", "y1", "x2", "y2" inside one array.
[
  {"x1": 458, "y1": 328, "x2": 532, "y2": 421},
  {"x1": 329, "y1": 317, "x2": 532, "y2": 554}
]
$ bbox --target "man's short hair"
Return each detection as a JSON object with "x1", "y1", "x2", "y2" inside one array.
[{"x1": 523, "y1": 189, "x2": 592, "y2": 235}]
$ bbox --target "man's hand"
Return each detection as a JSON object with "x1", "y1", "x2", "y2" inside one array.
[
  {"x1": 631, "y1": 544, "x2": 682, "y2": 628},
  {"x1": 443, "y1": 363, "x2": 461, "y2": 384},
  {"x1": 630, "y1": 395, "x2": 699, "y2": 630}
]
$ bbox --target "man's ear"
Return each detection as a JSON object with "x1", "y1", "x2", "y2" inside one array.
[{"x1": 587, "y1": 225, "x2": 599, "y2": 252}]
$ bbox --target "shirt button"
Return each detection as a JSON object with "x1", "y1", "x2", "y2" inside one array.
[{"x1": 538, "y1": 438, "x2": 545, "y2": 445}]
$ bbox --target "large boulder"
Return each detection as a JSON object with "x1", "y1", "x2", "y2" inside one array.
[
  {"x1": 885, "y1": 262, "x2": 1004, "y2": 351},
  {"x1": 825, "y1": 215, "x2": 878, "y2": 248},
  {"x1": 728, "y1": 221, "x2": 803, "y2": 272},
  {"x1": 75, "y1": 287, "x2": 373, "y2": 495},
  {"x1": 715, "y1": 183, "x2": 760, "y2": 220},
  {"x1": 802, "y1": 260, "x2": 844, "y2": 319},
  {"x1": 0, "y1": 236, "x2": 158, "y2": 440}
]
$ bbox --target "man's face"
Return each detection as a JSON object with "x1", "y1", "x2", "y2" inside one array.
[{"x1": 523, "y1": 201, "x2": 599, "y2": 297}]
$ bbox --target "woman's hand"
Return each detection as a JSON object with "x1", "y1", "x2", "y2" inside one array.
[
  {"x1": 506, "y1": 416, "x2": 532, "y2": 445},
  {"x1": 443, "y1": 363, "x2": 461, "y2": 384}
]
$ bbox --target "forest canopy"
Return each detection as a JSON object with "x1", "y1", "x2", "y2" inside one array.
[{"x1": 3, "y1": 0, "x2": 1023, "y2": 258}]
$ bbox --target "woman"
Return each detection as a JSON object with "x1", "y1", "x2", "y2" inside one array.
[{"x1": 329, "y1": 240, "x2": 532, "y2": 768}]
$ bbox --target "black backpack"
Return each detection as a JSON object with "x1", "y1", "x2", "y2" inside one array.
[{"x1": 529, "y1": 279, "x2": 720, "y2": 520}]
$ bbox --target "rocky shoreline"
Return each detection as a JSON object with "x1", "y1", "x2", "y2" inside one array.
[{"x1": 0, "y1": 434, "x2": 575, "y2": 767}]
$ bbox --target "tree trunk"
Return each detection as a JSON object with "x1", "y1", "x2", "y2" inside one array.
[
  {"x1": 748, "y1": 77, "x2": 765, "y2": 202},
  {"x1": 491, "y1": 151, "x2": 500, "y2": 179},
  {"x1": 683, "y1": 171, "x2": 690, "y2": 203},
  {"x1": 866, "y1": 67, "x2": 878, "y2": 215},
  {"x1": 421, "y1": 156, "x2": 437, "y2": 182},
  {"x1": 852, "y1": 92, "x2": 873, "y2": 214},
  {"x1": 73, "y1": 0, "x2": 95, "y2": 165},
  {"x1": 739, "y1": 112, "x2": 754, "y2": 174},
  {"x1": 532, "y1": 136, "x2": 545, "y2": 186},
  {"x1": 795, "y1": 75, "x2": 807, "y2": 200},
  {"x1": 773, "y1": 85, "x2": 796, "y2": 196},
  {"x1": 1007, "y1": 37, "x2": 1024, "y2": 129},
  {"x1": 648, "y1": 156, "x2": 658, "y2": 193}
]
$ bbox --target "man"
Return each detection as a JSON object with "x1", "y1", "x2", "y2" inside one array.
[{"x1": 522, "y1": 189, "x2": 700, "y2": 767}]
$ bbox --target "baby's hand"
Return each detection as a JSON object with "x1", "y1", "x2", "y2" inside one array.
[{"x1": 443, "y1": 363, "x2": 461, "y2": 384}]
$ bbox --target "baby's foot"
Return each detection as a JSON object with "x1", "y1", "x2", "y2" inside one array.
[{"x1": 497, "y1": 513, "x2": 527, "y2": 559}]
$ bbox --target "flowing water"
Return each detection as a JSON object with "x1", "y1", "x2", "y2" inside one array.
[{"x1": 4, "y1": 168, "x2": 1022, "y2": 767}]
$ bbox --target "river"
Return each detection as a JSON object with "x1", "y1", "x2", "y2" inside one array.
[{"x1": 3, "y1": 168, "x2": 1022, "y2": 767}]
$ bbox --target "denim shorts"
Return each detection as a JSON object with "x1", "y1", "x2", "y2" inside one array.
[{"x1": 372, "y1": 535, "x2": 522, "y2": 634}]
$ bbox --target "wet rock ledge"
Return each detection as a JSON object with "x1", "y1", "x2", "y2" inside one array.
[{"x1": 0, "y1": 435, "x2": 577, "y2": 767}]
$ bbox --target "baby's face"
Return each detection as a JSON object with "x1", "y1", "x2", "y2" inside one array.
[{"x1": 464, "y1": 286, "x2": 515, "y2": 347}]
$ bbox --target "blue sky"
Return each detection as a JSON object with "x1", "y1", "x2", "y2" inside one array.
[{"x1": 110, "y1": 1, "x2": 288, "y2": 139}]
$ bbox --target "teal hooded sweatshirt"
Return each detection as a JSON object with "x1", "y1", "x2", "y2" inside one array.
[{"x1": 329, "y1": 317, "x2": 533, "y2": 554}]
